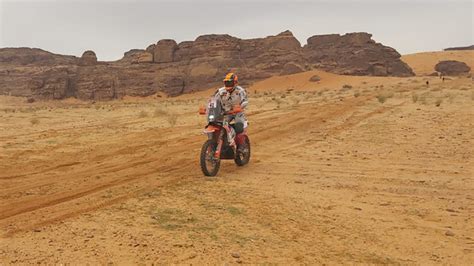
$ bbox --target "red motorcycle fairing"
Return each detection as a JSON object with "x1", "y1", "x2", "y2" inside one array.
[
  {"x1": 203, "y1": 124, "x2": 221, "y2": 134},
  {"x1": 235, "y1": 132, "x2": 248, "y2": 145}
]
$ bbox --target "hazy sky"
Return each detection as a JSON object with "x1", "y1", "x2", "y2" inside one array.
[{"x1": 1, "y1": 0, "x2": 472, "y2": 61}]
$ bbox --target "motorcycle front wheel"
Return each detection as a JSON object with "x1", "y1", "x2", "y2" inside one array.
[
  {"x1": 200, "y1": 140, "x2": 221, "y2": 176},
  {"x1": 234, "y1": 136, "x2": 251, "y2": 166}
]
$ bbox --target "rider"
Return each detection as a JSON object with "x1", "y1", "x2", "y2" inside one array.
[{"x1": 214, "y1": 72, "x2": 248, "y2": 136}]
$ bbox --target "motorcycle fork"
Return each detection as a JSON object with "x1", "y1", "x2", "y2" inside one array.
[{"x1": 214, "y1": 130, "x2": 224, "y2": 159}]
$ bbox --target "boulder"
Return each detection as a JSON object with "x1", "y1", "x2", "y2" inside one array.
[
  {"x1": 281, "y1": 62, "x2": 304, "y2": 75},
  {"x1": 434, "y1": 60, "x2": 471, "y2": 76},
  {"x1": 309, "y1": 75, "x2": 321, "y2": 82}
]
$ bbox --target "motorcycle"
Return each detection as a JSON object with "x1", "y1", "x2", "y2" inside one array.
[{"x1": 198, "y1": 97, "x2": 251, "y2": 176}]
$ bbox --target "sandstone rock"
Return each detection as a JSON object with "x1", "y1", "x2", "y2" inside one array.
[
  {"x1": 28, "y1": 67, "x2": 73, "y2": 99},
  {"x1": 434, "y1": 60, "x2": 471, "y2": 76},
  {"x1": 121, "y1": 49, "x2": 153, "y2": 64},
  {"x1": 0, "y1": 48, "x2": 77, "y2": 66},
  {"x1": 444, "y1": 45, "x2": 474, "y2": 51},
  {"x1": 304, "y1": 32, "x2": 414, "y2": 77},
  {"x1": 153, "y1": 40, "x2": 178, "y2": 63},
  {"x1": 280, "y1": 62, "x2": 304, "y2": 75},
  {"x1": 0, "y1": 30, "x2": 415, "y2": 100},
  {"x1": 80, "y1": 50, "x2": 97, "y2": 66},
  {"x1": 309, "y1": 75, "x2": 321, "y2": 82}
]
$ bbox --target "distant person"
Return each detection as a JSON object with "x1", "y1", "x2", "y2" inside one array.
[{"x1": 214, "y1": 72, "x2": 249, "y2": 134}]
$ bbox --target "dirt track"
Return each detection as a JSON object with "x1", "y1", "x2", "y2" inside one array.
[{"x1": 1, "y1": 72, "x2": 473, "y2": 263}]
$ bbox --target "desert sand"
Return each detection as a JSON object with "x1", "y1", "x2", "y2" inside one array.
[
  {"x1": 1, "y1": 53, "x2": 473, "y2": 264},
  {"x1": 401, "y1": 50, "x2": 474, "y2": 76}
]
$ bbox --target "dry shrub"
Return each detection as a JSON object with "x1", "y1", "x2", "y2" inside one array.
[
  {"x1": 154, "y1": 108, "x2": 167, "y2": 117},
  {"x1": 30, "y1": 117, "x2": 40, "y2": 125},
  {"x1": 138, "y1": 110, "x2": 148, "y2": 118},
  {"x1": 435, "y1": 98, "x2": 443, "y2": 107},
  {"x1": 376, "y1": 95, "x2": 387, "y2": 103},
  {"x1": 412, "y1": 93, "x2": 419, "y2": 103},
  {"x1": 167, "y1": 112, "x2": 178, "y2": 126},
  {"x1": 419, "y1": 94, "x2": 428, "y2": 105},
  {"x1": 376, "y1": 91, "x2": 394, "y2": 103},
  {"x1": 341, "y1": 84, "x2": 353, "y2": 92},
  {"x1": 354, "y1": 92, "x2": 361, "y2": 98}
]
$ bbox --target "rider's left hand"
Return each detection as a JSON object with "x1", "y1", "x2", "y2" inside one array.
[{"x1": 229, "y1": 105, "x2": 242, "y2": 114}]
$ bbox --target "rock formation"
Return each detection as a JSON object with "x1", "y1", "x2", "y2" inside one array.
[
  {"x1": 434, "y1": 60, "x2": 471, "y2": 76},
  {"x1": 303, "y1": 33, "x2": 413, "y2": 76},
  {"x1": 80, "y1": 50, "x2": 97, "y2": 66},
  {"x1": 0, "y1": 30, "x2": 415, "y2": 100},
  {"x1": 444, "y1": 45, "x2": 474, "y2": 51}
]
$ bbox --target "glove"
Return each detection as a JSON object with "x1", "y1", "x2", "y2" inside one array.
[
  {"x1": 230, "y1": 105, "x2": 242, "y2": 114},
  {"x1": 198, "y1": 106, "x2": 206, "y2": 115}
]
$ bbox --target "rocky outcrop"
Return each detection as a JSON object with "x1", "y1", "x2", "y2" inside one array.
[
  {"x1": 444, "y1": 45, "x2": 474, "y2": 51},
  {"x1": 435, "y1": 60, "x2": 471, "y2": 76},
  {"x1": 0, "y1": 30, "x2": 415, "y2": 100},
  {"x1": 153, "y1": 40, "x2": 178, "y2": 63},
  {"x1": 120, "y1": 49, "x2": 153, "y2": 64},
  {"x1": 0, "y1": 48, "x2": 77, "y2": 65},
  {"x1": 303, "y1": 33, "x2": 414, "y2": 76},
  {"x1": 80, "y1": 50, "x2": 97, "y2": 66}
]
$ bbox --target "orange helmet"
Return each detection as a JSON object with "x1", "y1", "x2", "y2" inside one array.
[{"x1": 223, "y1": 72, "x2": 238, "y2": 90}]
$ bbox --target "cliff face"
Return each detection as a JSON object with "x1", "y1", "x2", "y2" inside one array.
[
  {"x1": 304, "y1": 33, "x2": 413, "y2": 76},
  {"x1": 0, "y1": 31, "x2": 414, "y2": 100}
]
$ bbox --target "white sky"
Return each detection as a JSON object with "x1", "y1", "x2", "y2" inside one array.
[{"x1": 1, "y1": 0, "x2": 473, "y2": 61}]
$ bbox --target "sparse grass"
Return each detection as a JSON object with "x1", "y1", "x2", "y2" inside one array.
[
  {"x1": 150, "y1": 208, "x2": 197, "y2": 230},
  {"x1": 154, "y1": 107, "x2": 167, "y2": 117},
  {"x1": 446, "y1": 93, "x2": 455, "y2": 104},
  {"x1": 376, "y1": 91, "x2": 394, "y2": 104},
  {"x1": 30, "y1": 117, "x2": 40, "y2": 125},
  {"x1": 227, "y1": 206, "x2": 242, "y2": 216},
  {"x1": 138, "y1": 110, "x2": 148, "y2": 118},
  {"x1": 412, "y1": 93, "x2": 419, "y2": 103},
  {"x1": 419, "y1": 94, "x2": 428, "y2": 105},
  {"x1": 340, "y1": 84, "x2": 353, "y2": 92},
  {"x1": 376, "y1": 95, "x2": 387, "y2": 103},
  {"x1": 167, "y1": 112, "x2": 178, "y2": 126}
]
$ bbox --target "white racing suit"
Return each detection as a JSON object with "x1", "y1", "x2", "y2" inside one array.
[{"x1": 214, "y1": 86, "x2": 248, "y2": 145}]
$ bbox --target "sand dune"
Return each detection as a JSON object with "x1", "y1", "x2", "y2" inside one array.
[{"x1": 402, "y1": 50, "x2": 474, "y2": 76}]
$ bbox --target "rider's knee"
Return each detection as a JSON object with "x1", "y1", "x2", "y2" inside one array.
[{"x1": 234, "y1": 122, "x2": 244, "y2": 134}]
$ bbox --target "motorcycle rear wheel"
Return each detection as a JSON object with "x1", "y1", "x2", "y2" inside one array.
[{"x1": 200, "y1": 140, "x2": 221, "y2": 176}]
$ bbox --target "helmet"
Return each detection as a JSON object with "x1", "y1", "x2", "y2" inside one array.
[{"x1": 223, "y1": 72, "x2": 238, "y2": 90}]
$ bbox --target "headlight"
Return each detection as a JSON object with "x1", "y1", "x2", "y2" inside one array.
[{"x1": 208, "y1": 114, "x2": 215, "y2": 121}]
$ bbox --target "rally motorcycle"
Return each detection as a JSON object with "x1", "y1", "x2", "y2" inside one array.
[{"x1": 198, "y1": 97, "x2": 251, "y2": 176}]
